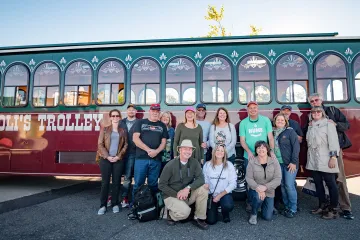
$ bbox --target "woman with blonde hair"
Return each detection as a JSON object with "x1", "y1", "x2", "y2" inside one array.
[
  {"x1": 160, "y1": 111, "x2": 175, "y2": 168},
  {"x1": 306, "y1": 106, "x2": 340, "y2": 220},
  {"x1": 203, "y1": 144, "x2": 237, "y2": 224},
  {"x1": 173, "y1": 106, "x2": 204, "y2": 164},
  {"x1": 97, "y1": 109, "x2": 128, "y2": 215},
  {"x1": 209, "y1": 107, "x2": 237, "y2": 164}
]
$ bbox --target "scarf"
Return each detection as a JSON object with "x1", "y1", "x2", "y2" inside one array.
[{"x1": 274, "y1": 127, "x2": 286, "y2": 150}]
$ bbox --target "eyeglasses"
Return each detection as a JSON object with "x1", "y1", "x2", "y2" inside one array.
[
  {"x1": 311, "y1": 110, "x2": 322, "y2": 114},
  {"x1": 310, "y1": 98, "x2": 320, "y2": 103},
  {"x1": 111, "y1": 115, "x2": 120, "y2": 118}
]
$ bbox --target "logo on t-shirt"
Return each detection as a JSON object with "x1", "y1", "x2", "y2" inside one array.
[
  {"x1": 141, "y1": 124, "x2": 164, "y2": 133},
  {"x1": 248, "y1": 123, "x2": 263, "y2": 137},
  {"x1": 215, "y1": 131, "x2": 226, "y2": 145}
]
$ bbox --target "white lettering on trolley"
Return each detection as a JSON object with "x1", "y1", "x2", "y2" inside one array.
[{"x1": 0, "y1": 113, "x2": 104, "y2": 132}]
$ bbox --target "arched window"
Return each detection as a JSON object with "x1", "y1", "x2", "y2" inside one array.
[
  {"x1": 166, "y1": 57, "x2": 196, "y2": 104},
  {"x1": 202, "y1": 56, "x2": 232, "y2": 103},
  {"x1": 238, "y1": 55, "x2": 270, "y2": 103},
  {"x1": 315, "y1": 54, "x2": 348, "y2": 102},
  {"x1": 33, "y1": 62, "x2": 60, "y2": 107},
  {"x1": 276, "y1": 54, "x2": 308, "y2": 103},
  {"x1": 228, "y1": 87, "x2": 247, "y2": 103},
  {"x1": 183, "y1": 87, "x2": 196, "y2": 104},
  {"x1": 139, "y1": 88, "x2": 157, "y2": 104},
  {"x1": 64, "y1": 61, "x2": 92, "y2": 106},
  {"x1": 2, "y1": 64, "x2": 29, "y2": 107},
  {"x1": 97, "y1": 60, "x2": 125, "y2": 105},
  {"x1": 353, "y1": 55, "x2": 360, "y2": 101},
  {"x1": 165, "y1": 87, "x2": 180, "y2": 104},
  {"x1": 131, "y1": 58, "x2": 160, "y2": 105}
]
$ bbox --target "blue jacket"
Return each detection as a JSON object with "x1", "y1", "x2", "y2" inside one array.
[{"x1": 276, "y1": 127, "x2": 300, "y2": 167}]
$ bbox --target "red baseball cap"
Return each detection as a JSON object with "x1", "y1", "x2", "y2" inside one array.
[
  {"x1": 247, "y1": 101, "x2": 258, "y2": 107},
  {"x1": 150, "y1": 103, "x2": 161, "y2": 111}
]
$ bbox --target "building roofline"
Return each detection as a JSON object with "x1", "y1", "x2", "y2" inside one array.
[{"x1": 1, "y1": 32, "x2": 359, "y2": 54}]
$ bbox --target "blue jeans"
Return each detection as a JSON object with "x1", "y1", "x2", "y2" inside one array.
[
  {"x1": 280, "y1": 164, "x2": 298, "y2": 212},
  {"x1": 121, "y1": 153, "x2": 136, "y2": 199},
  {"x1": 249, "y1": 189, "x2": 274, "y2": 221},
  {"x1": 206, "y1": 193, "x2": 234, "y2": 225},
  {"x1": 132, "y1": 159, "x2": 161, "y2": 200}
]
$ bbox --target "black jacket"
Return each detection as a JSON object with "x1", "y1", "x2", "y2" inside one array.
[
  {"x1": 276, "y1": 127, "x2": 300, "y2": 167},
  {"x1": 119, "y1": 118, "x2": 137, "y2": 154}
]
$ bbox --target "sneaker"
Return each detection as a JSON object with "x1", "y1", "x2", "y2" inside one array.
[
  {"x1": 285, "y1": 210, "x2": 296, "y2": 218},
  {"x1": 342, "y1": 210, "x2": 355, "y2": 220},
  {"x1": 249, "y1": 214, "x2": 257, "y2": 225},
  {"x1": 121, "y1": 198, "x2": 129, "y2": 208},
  {"x1": 97, "y1": 206, "x2": 106, "y2": 215},
  {"x1": 192, "y1": 218, "x2": 209, "y2": 230},
  {"x1": 112, "y1": 205, "x2": 120, "y2": 213},
  {"x1": 107, "y1": 196, "x2": 112, "y2": 208}
]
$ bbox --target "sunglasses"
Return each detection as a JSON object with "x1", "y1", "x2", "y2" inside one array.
[
  {"x1": 111, "y1": 115, "x2": 120, "y2": 118},
  {"x1": 310, "y1": 98, "x2": 320, "y2": 103}
]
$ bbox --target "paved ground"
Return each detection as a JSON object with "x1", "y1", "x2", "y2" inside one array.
[{"x1": 0, "y1": 177, "x2": 359, "y2": 240}]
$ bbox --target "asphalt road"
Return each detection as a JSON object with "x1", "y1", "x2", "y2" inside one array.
[{"x1": 0, "y1": 184, "x2": 359, "y2": 240}]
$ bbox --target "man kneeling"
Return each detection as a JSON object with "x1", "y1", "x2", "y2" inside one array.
[{"x1": 159, "y1": 139, "x2": 209, "y2": 230}]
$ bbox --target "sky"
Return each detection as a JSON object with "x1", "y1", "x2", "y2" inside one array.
[{"x1": 0, "y1": 0, "x2": 359, "y2": 47}]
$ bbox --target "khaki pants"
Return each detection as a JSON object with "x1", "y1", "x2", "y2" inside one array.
[
  {"x1": 337, "y1": 149, "x2": 352, "y2": 211},
  {"x1": 164, "y1": 186, "x2": 208, "y2": 221}
]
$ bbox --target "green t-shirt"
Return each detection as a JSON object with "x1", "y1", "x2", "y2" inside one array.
[{"x1": 239, "y1": 115, "x2": 273, "y2": 159}]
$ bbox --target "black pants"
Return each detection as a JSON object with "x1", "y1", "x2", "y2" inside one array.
[
  {"x1": 100, "y1": 158, "x2": 124, "y2": 208},
  {"x1": 312, "y1": 170, "x2": 339, "y2": 209},
  {"x1": 206, "y1": 193, "x2": 234, "y2": 225}
]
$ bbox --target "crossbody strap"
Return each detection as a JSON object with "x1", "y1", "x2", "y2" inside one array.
[{"x1": 210, "y1": 166, "x2": 224, "y2": 195}]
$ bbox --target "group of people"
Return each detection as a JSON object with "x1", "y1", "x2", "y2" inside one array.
[{"x1": 96, "y1": 93, "x2": 354, "y2": 230}]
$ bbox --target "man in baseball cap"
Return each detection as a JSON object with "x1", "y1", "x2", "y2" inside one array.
[
  {"x1": 196, "y1": 104, "x2": 211, "y2": 162},
  {"x1": 280, "y1": 105, "x2": 303, "y2": 143}
]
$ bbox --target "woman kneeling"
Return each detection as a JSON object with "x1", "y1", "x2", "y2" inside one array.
[
  {"x1": 246, "y1": 141, "x2": 281, "y2": 225},
  {"x1": 203, "y1": 144, "x2": 237, "y2": 224}
]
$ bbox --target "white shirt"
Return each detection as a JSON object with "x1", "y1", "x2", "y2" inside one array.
[{"x1": 202, "y1": 161, "x2": 237, "y2": 197}]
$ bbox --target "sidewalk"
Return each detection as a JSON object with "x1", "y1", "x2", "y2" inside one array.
[{"x1": 0, "y1": 176, "x2": 100, "y2": 213}]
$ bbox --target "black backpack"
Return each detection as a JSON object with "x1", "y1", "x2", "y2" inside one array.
[{"x1": 128, "y1": 184, "x2": 164, "y2": 222}]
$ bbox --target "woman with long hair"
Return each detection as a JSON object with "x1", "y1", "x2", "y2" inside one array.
[
  {"x1": 97, "y1": 109, "x2": 128, "y2": 215},
  {"x1": 273, "y1": 113, "x2": 300, "y2": 218},
  {"x1": 160, "y1": 111, "x2": 175, "y2": 167},
  {"x1": 209, "y1": 107, "x2": 237, "y2": 164},
  {"x1": 306, "y1": 106, "x2": 340, "y2": 220},
  {"x1": 203, "y1": 144, "x2": 237, "y2": 224},
  {"x1": 246, "y1": 141, "x2": 281, "y2": 225},
  {"x1": 173, "y1": 106, "x2": 204, "y2": 164}
]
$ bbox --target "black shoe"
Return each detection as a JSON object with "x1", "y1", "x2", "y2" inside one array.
[
  {"x1": 192, "y1": 219, "x2": 209, "y2": 230},
  {"x1": 342, "y1": 210, "x2": 355, "y2": 220},
  {"x1": 223, "y1": 217, "x2": 230, "y2": 223},
  {"x1": 167, "y1": 210, "x2": 176, "y2": 226}
]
